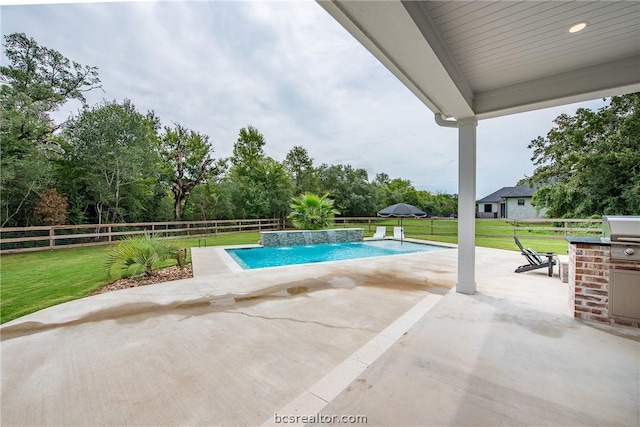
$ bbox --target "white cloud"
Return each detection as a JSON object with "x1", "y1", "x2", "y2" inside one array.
[{"x1": 1, "y1": 1, "x2": 609, "y2": 198}]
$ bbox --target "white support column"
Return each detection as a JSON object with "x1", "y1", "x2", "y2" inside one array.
[{"x1": 457, "y1": 117, "x2": 477, "y2": 295}]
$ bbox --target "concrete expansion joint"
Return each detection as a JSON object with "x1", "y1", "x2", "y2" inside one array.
[
  {"x1": 308, "y1": 391, "x2": 329, "y2": 404},
  {"x1": 264, "y1": 294, "x2": 444, "y2": 426},
  {"x1": 227, "y1": 310, "x2": 377, "y2": 332}
]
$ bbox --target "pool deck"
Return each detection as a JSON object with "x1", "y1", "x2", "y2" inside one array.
[{"x1": 1, "y1": 240, "x2": 638, "y2": 426}]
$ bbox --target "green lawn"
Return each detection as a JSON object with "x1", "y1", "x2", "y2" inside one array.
[
  {"x1": 1, "y1": 224, "x2": 572, "y2": 324},
  {"x1": 356, "y1": 218, "x2": 571, "y2": 254},
  {"x1": 413, "y1": 234, "x2": 570, "y2": 254},
  {"x1": 1, "y1": 245, "x2": 109, "y2": 323},
  {"x1": 0, "y1": 232, "x2": 261, "y2": 324}
]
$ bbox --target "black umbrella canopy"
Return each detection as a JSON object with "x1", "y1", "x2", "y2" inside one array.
[
  {"x1": 377, "y1": 203, "x2": 426, "y2": 218},
  {"x1": 377, "y1": 203, "x2": 426, "y2": 243}
]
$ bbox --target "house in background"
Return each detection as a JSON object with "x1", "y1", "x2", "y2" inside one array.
[{"x1": 476, "y1": 184, "x2": 547, "y2": 219}]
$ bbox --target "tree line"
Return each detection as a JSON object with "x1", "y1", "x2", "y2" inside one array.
[
  {"x1": 1, "y1": 33, "x2": 457, "y2": 227},
  {"x1": 4, "y1": 33, "x2": 636, "y2": 227}
]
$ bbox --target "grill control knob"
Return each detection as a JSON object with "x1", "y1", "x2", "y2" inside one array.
[{"x1": 624, "y1": 248, "x2": 635, "y2": 256}]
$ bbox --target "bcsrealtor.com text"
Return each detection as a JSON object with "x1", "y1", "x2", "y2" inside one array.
[{"x1": 273, "y1": 412, "x2": 367, "y2": 424}]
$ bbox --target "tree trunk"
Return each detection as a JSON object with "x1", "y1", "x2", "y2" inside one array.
[{"x1": 174, "y1": 197, "x2": 182, "y2": 221}]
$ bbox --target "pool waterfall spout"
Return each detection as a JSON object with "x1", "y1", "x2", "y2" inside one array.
[{"x1": 260, "y1": 228, "x2": 364, "y2": 247}]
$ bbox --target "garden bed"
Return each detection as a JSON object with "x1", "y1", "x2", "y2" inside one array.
[{"x1": 92, "y1": 265, "x2": 193, "y2": 295}]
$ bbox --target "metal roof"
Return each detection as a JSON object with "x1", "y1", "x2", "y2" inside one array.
[{"x1": 317, "y1": 1, "x2": 640, "y2": 120}]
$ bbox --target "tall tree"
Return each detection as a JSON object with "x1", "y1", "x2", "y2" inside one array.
[
  {"x1": 255, "y1": 157, "x2": 293, "y2": 219},
  {"x1": 159, "y1": 124, "x2": 226, "y2": 221},
  {"x1": 382, "y1": 178, "x2": 421, "y2": 207},
  {"x1": 0, "y1": 32, "x2": 100, "y2": 145},
  {"x1": 283, "y1": 145, "x2": 318, "y2": 195},
  {"x1": 373, "y1": 172, "x2": 391, "y2": 186},
  {"x1": 316, "y1": 164, "x2": 380, "y2": 216},
  {"x1": 226, "y1": 126, "x2": 292, "y2": 219},
  {"x1": 62, "y1": 99, "x2": 161, "y2": 223},
  {"x1": 227, "y1": 158, "x2": 292, "y2": 219},
  {"x1": 0, "y1": 32, "x2": 101, "y2": 226},
  {"x1": 527, "y1": 93, "x2": 640, "y2": 217},
  {"x1": 230, "y1": 125, "x2": 265, "y2": 176}
]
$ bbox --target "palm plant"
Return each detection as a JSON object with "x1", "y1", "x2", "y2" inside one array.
[
  {"x1": 106, "y1": 234, "x2": 175, "y2": 280},
  {"x1": 288, "y1": 193, "x2": 340, "y2": 230}
]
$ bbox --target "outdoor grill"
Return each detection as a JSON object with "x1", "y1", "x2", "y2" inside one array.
[
  {"x1": 602, "y1": 215, "x2": 640, "y2": 261},
  {"x1": 600, "y1": 215, "x2": 640, "y2": 322}
]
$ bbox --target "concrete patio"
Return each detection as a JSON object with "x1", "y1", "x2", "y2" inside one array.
[{"x1": 1, "y1": 241, "x2": 638, "y2": 426}]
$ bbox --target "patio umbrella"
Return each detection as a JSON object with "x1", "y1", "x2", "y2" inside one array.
[{"x1": 377, "y1": 203, "x2": 426, "y2": 243}]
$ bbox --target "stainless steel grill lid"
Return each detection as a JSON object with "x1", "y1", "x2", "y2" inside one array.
[{"x1": 603, "y1": 216, "x2": 640, "y2": 243}]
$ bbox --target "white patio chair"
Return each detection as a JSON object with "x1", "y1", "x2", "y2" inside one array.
[
  {"x1": 393, "y1": 227, "x2": 404, "y2": 240},
  {"x1": 373, "y1": 226, "x2": 386, "y2": 239}
]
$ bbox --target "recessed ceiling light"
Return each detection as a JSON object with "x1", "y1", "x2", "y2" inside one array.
[{"x1": 568, "y1": 21, "x2": 588, "y2": 33}]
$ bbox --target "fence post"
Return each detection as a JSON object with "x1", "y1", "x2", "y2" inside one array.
[
  {"x1": 108, "y1": 226, "x2": 112, "y2": 242},
  {"x1": 49, "y1": 227, "x2": 54, "y2": 249}
]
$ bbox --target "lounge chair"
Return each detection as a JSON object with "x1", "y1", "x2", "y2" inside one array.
[
  {"x1": 514, "y1": 236, "x2": 556, "y2": 277},
  {"x1": 394, "y1": 227, "x2": 404, "y2": 240},
  {"x1": 373, "y1": 226, "x2": 386, "y2": 239}
]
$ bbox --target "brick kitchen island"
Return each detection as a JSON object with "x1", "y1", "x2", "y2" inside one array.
[{"x1": 568, "y1": 236, "x2": 640, "y2": 328}]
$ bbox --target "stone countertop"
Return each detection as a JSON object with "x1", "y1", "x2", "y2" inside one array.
[{"x1": 566, "y1": 236, "x2": 610, "y2": 246}]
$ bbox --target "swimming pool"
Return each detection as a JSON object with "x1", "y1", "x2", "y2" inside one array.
[{"x1": 226, "y1": 240, "x2": 449, "y2": 269}]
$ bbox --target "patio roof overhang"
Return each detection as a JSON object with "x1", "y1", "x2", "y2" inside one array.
[
  {"x1": 317, "y1": 1, "x2": 640, "y2": 121},
  {"x1": 317, "y1": 0, "x2": 640, "y2": 294}
]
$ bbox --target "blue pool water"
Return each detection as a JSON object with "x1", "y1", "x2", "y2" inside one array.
[{"x1": 226, "y1": 240, "x2": 448, "y2": 269}]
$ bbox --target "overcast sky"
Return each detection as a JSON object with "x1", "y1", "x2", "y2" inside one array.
[{"x1": 1, "y1": 0, "x2": 607, "y2": 198}]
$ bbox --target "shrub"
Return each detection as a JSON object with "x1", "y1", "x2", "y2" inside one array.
[
  {"x1": 105, "y1": 234, "x2": 174, "y2": 280},
  {"x1": 34, "y1": 188, "x2": 68, "y2": 225}
]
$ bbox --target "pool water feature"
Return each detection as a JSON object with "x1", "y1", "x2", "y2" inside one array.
[
  {"x1": 226, "y1": 240, "x2": 449, "y2": 270},
  {"x1": 260, "y1": 228, "x2": 363, "y2": 247}
]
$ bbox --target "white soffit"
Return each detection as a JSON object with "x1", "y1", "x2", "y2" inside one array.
[
  {"x1": 318, "y1": 1, "x2": 640, "y2": 120},
  {"x1": 318, "y1": 0, "x2": 475, "y2": 119}
]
